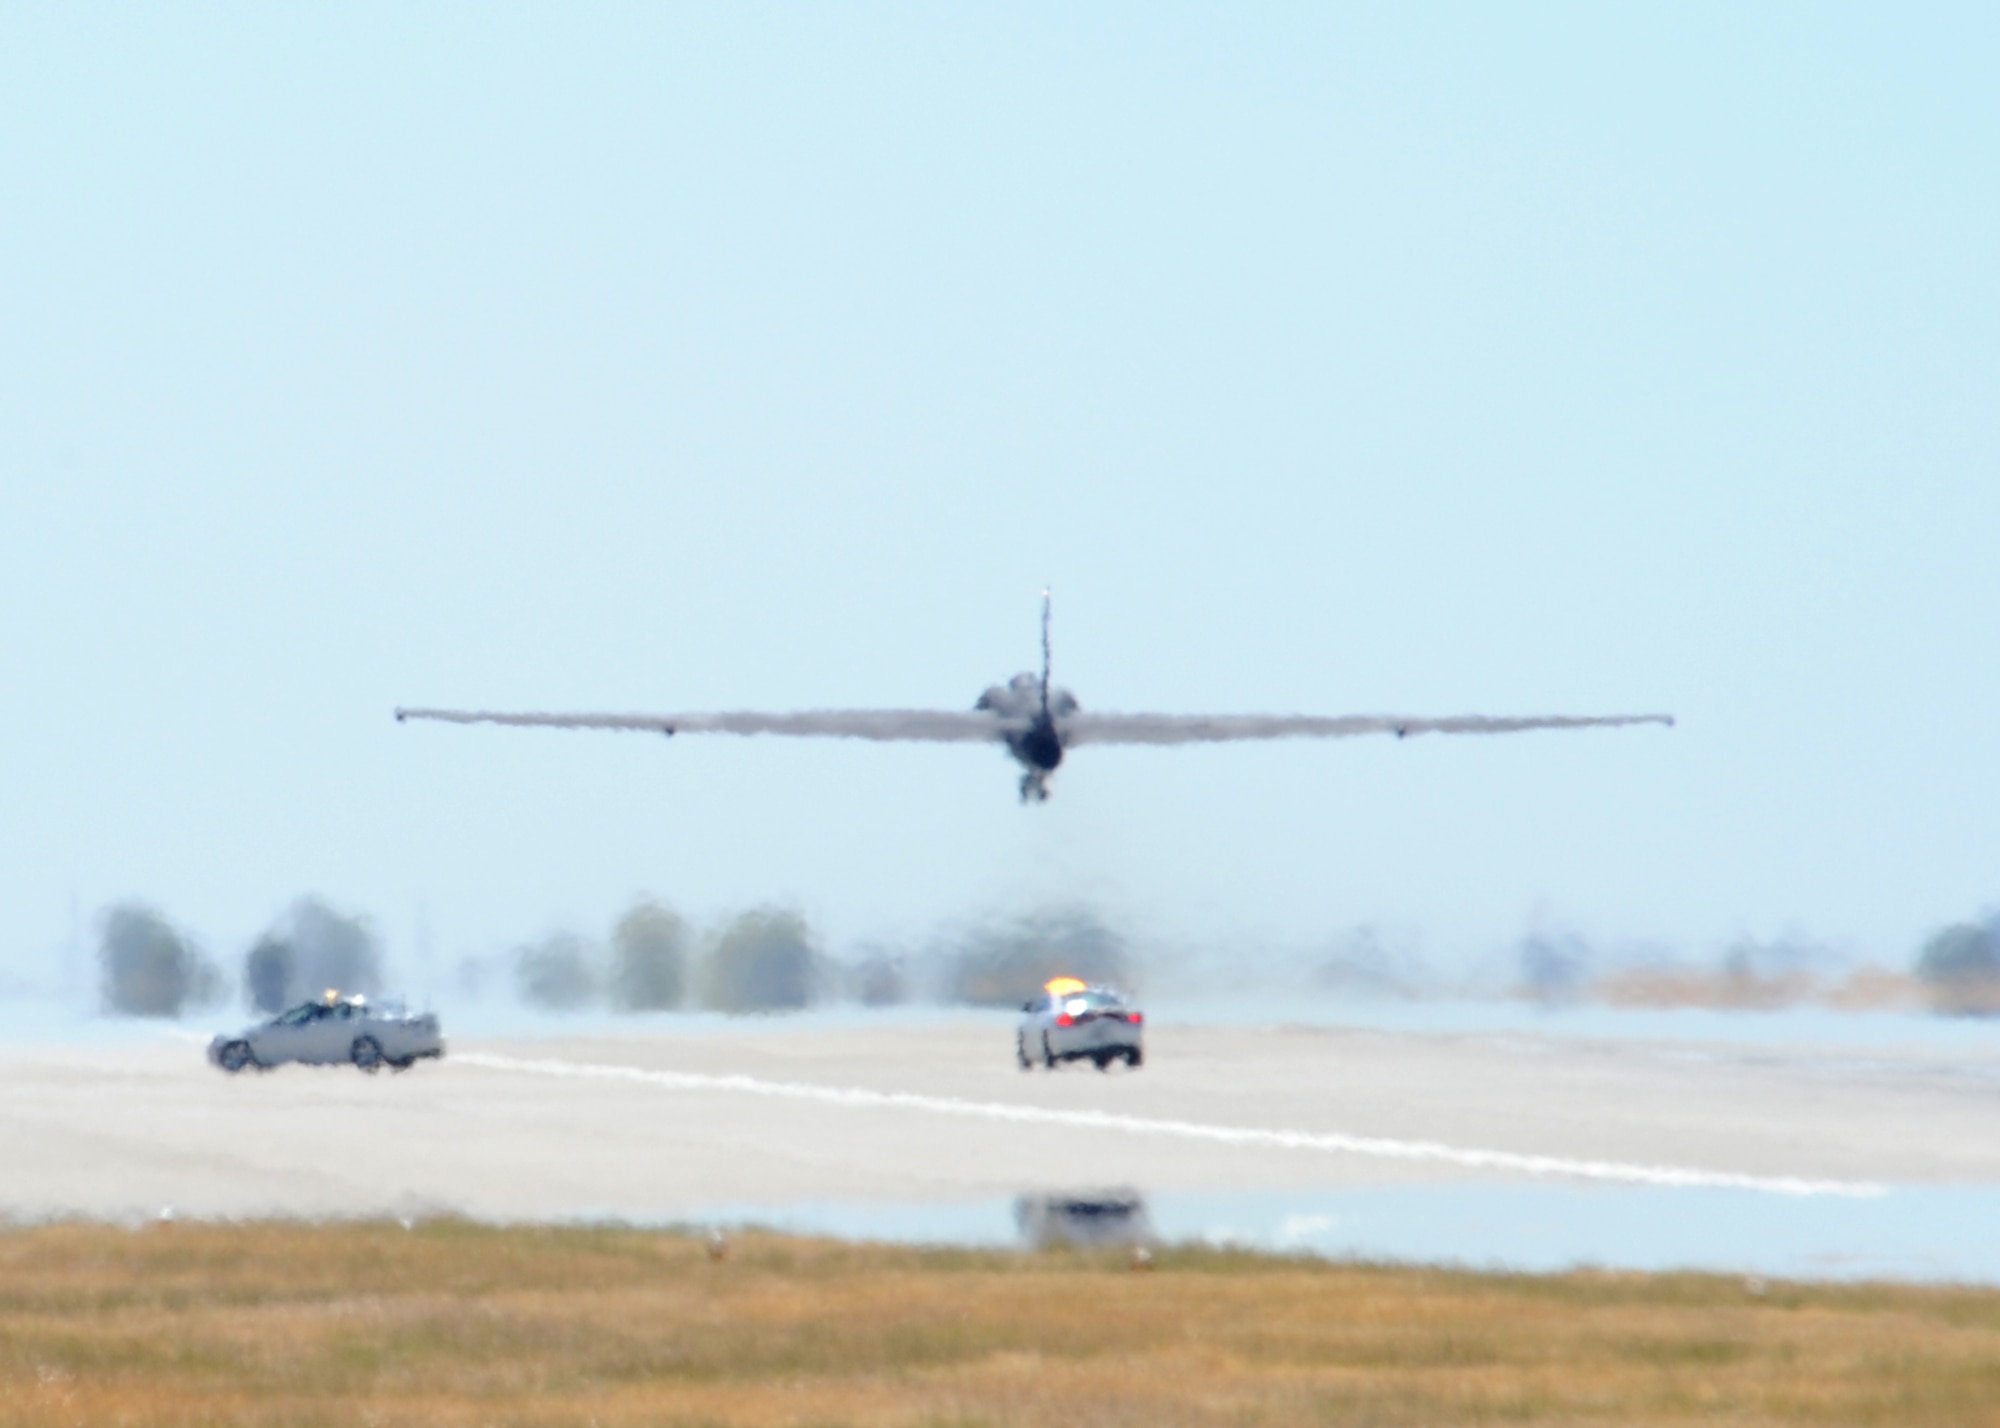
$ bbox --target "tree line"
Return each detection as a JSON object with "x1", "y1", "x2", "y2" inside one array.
[{"x1": 90, "y1": 898, "x2": 1133, "y2": 1019}]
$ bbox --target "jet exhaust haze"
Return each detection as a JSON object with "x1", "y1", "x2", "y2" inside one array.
[{"x1": 396, "y1": 594, "x2": 1673, "y2": 801}]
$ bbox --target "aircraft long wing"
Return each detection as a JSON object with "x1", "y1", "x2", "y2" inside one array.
[
  {"x1": 393, "y1": 706, "x2": 1020, "y2": 743},
  {"x1": 1060, "y1": 711, "x2": 1674, "y2": 746}
]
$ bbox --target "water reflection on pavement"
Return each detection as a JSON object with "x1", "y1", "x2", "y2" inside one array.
[{"x1": 698, "y1": 1181, "x2": 2000, "y2": 1285}]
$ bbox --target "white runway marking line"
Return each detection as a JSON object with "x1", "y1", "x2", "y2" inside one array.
[{"x1": 454, "y1": 1052, "x2": 1887, "y2": 1200}]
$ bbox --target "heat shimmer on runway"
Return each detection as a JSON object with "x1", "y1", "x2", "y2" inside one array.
[
  {"x1": 5, "y1": 1016, "x2": 1997, "y2": 1233},
  {"x1": 454, "y1": 1050, "x2": 1885, "y2": 1198}
]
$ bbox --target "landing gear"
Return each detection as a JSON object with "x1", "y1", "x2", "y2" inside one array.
[{"x1": 1018, "y1": 770, "x2": 1051, "y2": 803}]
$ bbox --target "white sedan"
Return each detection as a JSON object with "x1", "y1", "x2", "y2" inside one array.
[
  {"x1": 1017, "y1": 978, "x2": 1144, "y2": 1071},
  {"x1": 208, "y1": 995, "x2": 444, "y2": 1074}
]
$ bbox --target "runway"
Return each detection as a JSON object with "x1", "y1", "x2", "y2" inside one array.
[
  {"x1": 452, "y1": 1050, "x2": 1881, "y2": 1196},
  {"x1": 4, "y1": 1012, "x2": 1997, "y2": 1227}
]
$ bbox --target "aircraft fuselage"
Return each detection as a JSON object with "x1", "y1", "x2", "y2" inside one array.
[{"x1": 976, "y1": 670, "x2": 1076, "y2": 801}]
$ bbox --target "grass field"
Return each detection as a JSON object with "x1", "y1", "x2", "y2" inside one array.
[{"x1": 5, "y1": 1220, "x2": 2000, "y2": 1426}]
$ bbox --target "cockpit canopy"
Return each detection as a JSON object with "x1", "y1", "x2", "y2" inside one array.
[{"x1": 975, "y1": 673, "x2": 1079, "y2": 719}]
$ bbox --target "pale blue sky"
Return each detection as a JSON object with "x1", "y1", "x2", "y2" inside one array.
[{"x1": 3, "y1": 4, "x2": 1996, "y2": 983}]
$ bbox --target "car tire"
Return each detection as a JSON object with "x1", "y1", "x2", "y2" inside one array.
[
  {"x1": 1041, "y1": 1032, "x2": 1058, "y2": 1070},
  {"x1": 1126, "y1": 1047, "x2": 1143, "y2": 1069},
  {"x1": 351, "y1": 1036, "x2": 384, "y2": 1074},
  {"x1": 1017, "y1": 1037, "x2": 1033, "y2": 1071},
  {"x1": 1093, "y1": 1053, "x2": 1111, "y2": 1072},
  {"x1": 218, "y1": 1040, "x2": 252, "y2": 1074}
]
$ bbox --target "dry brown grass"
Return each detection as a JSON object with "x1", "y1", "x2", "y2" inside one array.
[
  {"x1": 1586, "y1": 965, "x2": 1922, "y2": 1013},
  {"x1": 4, "y1": 1219, "x2": 2000, "y2": 1426}
]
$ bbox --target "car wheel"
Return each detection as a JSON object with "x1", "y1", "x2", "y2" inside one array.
[
  {"x1": 1041, "y1": 1032, "x2": 1058, "y2": 1070},
  {"x1": 351, "y1": 1036, "x2": 384, "y2": 1074},
  {"x1": 1126, "y1": 1047, "x2": 1143, "y2": 1069},
  {"x1": 1017, "y1": 1037, "x2": 1033, "y2": 1071},
  {"x1": 1093, "y1": 1053, "x2": 1111, "y2": 1072},
  {"x1": 389, "y1": 1057, "x2": 414, "y2": 1073},
  {"x1": 218, "y1": 1040, "x2": 252, "y2": 1074}
]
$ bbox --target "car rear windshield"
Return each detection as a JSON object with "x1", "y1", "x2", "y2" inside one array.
[{"x1": 1064, "y1": 990, "x2": 1127, "y2": 1011}]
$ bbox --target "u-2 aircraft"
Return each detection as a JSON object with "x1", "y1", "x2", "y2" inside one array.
[{"x1": 395, "y1": 593, "x2": 1673, "y2": 802}]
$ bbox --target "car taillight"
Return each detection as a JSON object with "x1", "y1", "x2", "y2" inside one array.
[
  {"x1": 1055, "y1": 1013, "x2": 1074, "y2": 1027},
  {"x1": 1127, "y1": 1012, "x2": 1143, "y2": 1024}
]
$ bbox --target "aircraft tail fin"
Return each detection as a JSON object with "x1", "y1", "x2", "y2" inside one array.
[{"x1": 1039, "y1": 587, "x2": 1053, "y2": 719}]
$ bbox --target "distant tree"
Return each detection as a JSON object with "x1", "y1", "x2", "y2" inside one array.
[
  {"x1": 702, "y1": 908, "x2": 818, "y2": 1013},
  {"x1": 1914, "y1": 922, "x2": 2000, "y2": 1015},
  {"x1": 944, "y1": 908, "x2": 1130, "y2": 1008},
  {"x1": 1317, "y1": 925, "x2": 1425, "y2": 1000},
  {"x1": 241, "y1": 897, "x2": 383, "y2": 1011},
  {"x1": 1722, "y1": 934, "x2": 1832, "y2": 982},
  {"x1": 243, "y1": 934, "x2": 294, "y2": 1014},
  {"x1": 516, "y1": 933, "x2": 601, "y2": 1012},
  {"x1": 98, "y1": 902, "x2": 222, "y2": 1017},
  {"x1": 847, "y1": 954, "x2": 907, "y2": 1007},
  {"x1": 609, "y1": 900, "x2": 688, "y2": 1011},
  {"x1": 287, "y1": 897, "x2": 383, "y2": 998},
  {"x1": 1517, "y1": 931, "x2": 1591, "y2": 1003}
]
